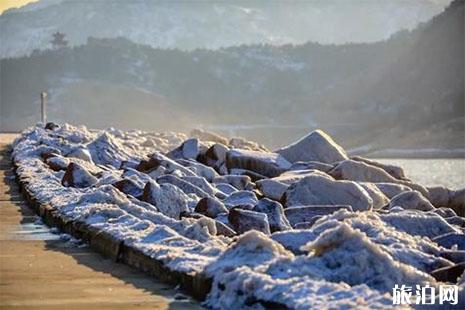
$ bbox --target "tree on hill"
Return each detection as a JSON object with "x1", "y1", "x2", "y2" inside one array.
[{"x1": 50, "y1": 31, "x2": 68, "y2": 49}]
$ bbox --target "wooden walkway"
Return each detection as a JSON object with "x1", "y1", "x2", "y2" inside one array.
[{"x1": 0, "y1": 134, "x2": 202, "y2": 309}]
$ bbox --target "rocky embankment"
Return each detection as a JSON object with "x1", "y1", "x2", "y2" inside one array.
[{"x1": 12, "y1": 123, "x2": 465, "y2": 308}]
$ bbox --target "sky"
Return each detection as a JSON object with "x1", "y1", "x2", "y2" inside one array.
[{"x1": 0, "y1": 0, "x2": 39, "y2": 13}]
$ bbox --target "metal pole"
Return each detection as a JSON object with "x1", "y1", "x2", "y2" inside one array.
[{"x1": 40, "y1": 92, "x2": 47, "y2": 124}]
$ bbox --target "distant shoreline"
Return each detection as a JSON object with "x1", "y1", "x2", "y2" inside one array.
[{"x1": 361, "y1": 149, "x2": 465, "y2": 159}]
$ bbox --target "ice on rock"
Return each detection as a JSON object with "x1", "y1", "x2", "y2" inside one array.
[
  {"x1": 276, "y1": 129, "x2": 348, "y2": 164},
  {"x1": 157, "y1": 174, "x2": 210, "y2": 198},
  {"x1": 253, "y1": 198, "x2": 291, "y2": 232},
  {"x1": 137, "y1": 152, "x2": 196, "y2": 177},
  {"x1": 271, "y1": 230, "x2": 317, "y2": 254},
  {"x1": 284, "y1": 173, "x2": 373, "y2": 211},
  {"x1": 46, "y1": 155, "x2": 70, "y2": 171},
  {"x1": 205, "y1": 230, "x2": 292, "y2": 277},
  {"x1": 388, "y1": 190, "x2": 434, "y2": 211},
  {"x1": 181, "y1": 176, "x2": 218, "y2": 196},
  {"x1": 67, "y1": 146, "x2": 93, "y2": 162},
  {"x1": 141, "y1": 180, "x2": 189, "y2": 219},
  {"x1": 284, "y1": 205, "x2": 353, "y2": 227},
  {"x1": 226, "y1": 149, "x2": 291, "y2": 178},
  {"x1": 228, "y1": 208, "x2": 271, "y2": 235},
  {"x1": 177, "y1": 159, "x2": 218, "y2": 182},
  {"x1": 61, "y1": 162, "x2": 98, "y2": 188},
  {"x1": 223, "y1": 190, "x2": 258, "y2": 209},
  {"x1": 87, "y1": 132, "x2": 135, "y2": 167},
  {"x1": 300, "y1": 223, "x2": 435, "y2": 292}
]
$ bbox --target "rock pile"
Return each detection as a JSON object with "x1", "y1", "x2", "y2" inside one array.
[{"x1": 37, "y1": 125, "x2": 465, "y2": 286}]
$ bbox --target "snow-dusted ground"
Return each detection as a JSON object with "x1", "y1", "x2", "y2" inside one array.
[{"x1": 12, "y1": 123, "x2": 465, "y2": 309}]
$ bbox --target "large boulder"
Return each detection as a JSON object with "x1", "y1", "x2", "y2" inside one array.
[
  {"x1": 433, "y1": 233, "x2": 465, "y2": 251},
  {"x1": 284, "y1": 205, "x2": 353, "y2": 226},
  {"x1": 359, "y1": 183, "x2": 390, "y2": 209},
  {"x1": 67, "y1": 147, "x2": 93, "y2": 162},
  {"x1": 276, "y1": 129, "x2": 348, "y2": 164},
  {"x1": 176, "y1": 159, "x2": 218, "y2": 182},
  {"x1": 284, "y1": 173, "x2": 373, "y2": 211},
  {"x1": 388, "y1": 191, "x2": 434, "y2": 212},
  {"x1": 256, "y1": 179, "x2": 288, "y2": 201},
  {"x1": 181, "y1": 176, "x2": 217, "y2": 196},
  {"x1": 46, "y1": 155, "x2": 70, "y2": 171},
  {"x1": 329, "y1": 159, "x2": 400, "y2": 183},
  {"x1": 226, "y1": 149, "x2": 291, "y2": 178},
  {"x1": 253, "y1": 198, "x2": 291, "y2": 232},
  {"x1": 373, "y1": 182, "x2": 412, "y2": 199},
  {"x1": 61, "y1": 163, "x2": 98, "y2": 188},
  {"x1": 198, "y1": 143, "x2": 229, "y2": 172},
  {"x1": 167, "y1": 138, "x2": 199, "y2": 160},
  {"x1": 228, "y1": 208, "x2": 271, "y2": 235},
  {"x1": 351, "y1": 156, "x2": 407, "y2": 180},
  {"x1": 141, "y1": 181, "x2": 189, "y2": 219}
]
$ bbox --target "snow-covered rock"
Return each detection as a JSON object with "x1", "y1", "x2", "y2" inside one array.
[
  {"x1": 388, "y1": 190, "x2": 434, "y2": 211},
  {"x1": 284, "y1": 205, "x2": 353, "y2": 227},
  {"x1": 359, "y1": 182, "x2": 390, "y2": 210},
  {"x1": 157, "y1": 174, "x2": 210, "y2": 198},
  {"x1": 212, "y1": 175, "x2": 252, "y2": 190},
  {"x1": 226, "y1": 149, "x2": 291, "y2": 178},
  {"x1": 276, "y1": 129, "x2": 348, "y2": 164},
  {"x1": 61, "y1": 162, "x2": 98, "y2": 188},
  {"x1": 141, "y1": 180, "x2": 189, "y2": 219},
  {"x1": 223, "y1": 190, "x2": 258, "y2": 209},
  {"x1": 351, "y1": 156, "x2": 407, "y2": 180},
  {"x1": 373, "y1": 182, "x2": 412, "y2": 199},
  {"x1": 228, "y1": 209, "x2": 271, "y2": 235},
  {"x1": 255, "y1": 178, "x2": 288, "y2": 201},
  {"x1": 112, "y1": 178, "x2": 144, "y2": 197},
  {"x1": 433, "y1": 233, "x2": 465, "y2": 250},
  {"x1": 67, "y1": 147, "x2": 93, "y2": 162},
  {"x1": 289, "y1": 161, "x2": 334, "y2": 173},
  {"x1": 195, "y1": 197, "x2": 229, "y2": 218},
  {"x1": 284, "y1": 174, "x2": 373, "y2": 211},
  {"x1": 167, "y1": 138, "x2": 199, "y2": 160},
  {"x1": 253, "y1": 198, "x2": 291, "y2": 232}
]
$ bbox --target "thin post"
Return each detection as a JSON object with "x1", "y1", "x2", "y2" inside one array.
[{"x1": 40, "y1": 92, "x2": 47, "y2": 124}]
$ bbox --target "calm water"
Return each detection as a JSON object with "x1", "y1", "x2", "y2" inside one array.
[{"x1": 377, "y1": 158, "x2": 465, "y2": 190}]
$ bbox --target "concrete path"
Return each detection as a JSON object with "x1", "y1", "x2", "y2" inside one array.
[{"x1": 0, "y1": 134, "x2": 203, "y2": 309}]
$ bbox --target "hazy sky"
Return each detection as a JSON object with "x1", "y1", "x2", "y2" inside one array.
[{"x1": 0, "y1": 0, "x2": 39, "y2": 13}]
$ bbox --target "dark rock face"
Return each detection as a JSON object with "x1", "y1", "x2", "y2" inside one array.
[
  {"x1": 195, "y1": 197, "x2": 229, "y2": 218},
  {"x1": 433, "y1": 233, "x2": 465, "y2": 250},
  {"x1": 253, "y1": 198, "x2": 291, "y2": 232},
  {"x1": 61, "y1": 162, "x2": 98, "y2": 188},
  {"x1": 431, "y1": 263, "x2": 465, "y2": 283},
  {"x1": 45, "y1": 122, "x2": 60, "y2": 130},
  {"x1": 284, "y1": 205, "x2": 353, "y2": 227},
  {"x1": 112, "y1": 179, "x2": 144, "y2": 197},
  {"x1": 167, "y1": 138, "x2": 200, "y2": 160},
  {"x1": 215, "y1": 220, "x2": 236, "y2": 237},
  {"x1": 388, "y1": 191, "x2": 435, "y2": 211},
  {"x1": 276, "y1": 129, "x2": 348, "y2": 164},
  {"x1": 228, "y1": 208, "x2": 271, "y2": 235},
  {"x1": 226, "y1": 149, "x2": 291, "y2": 178}
]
